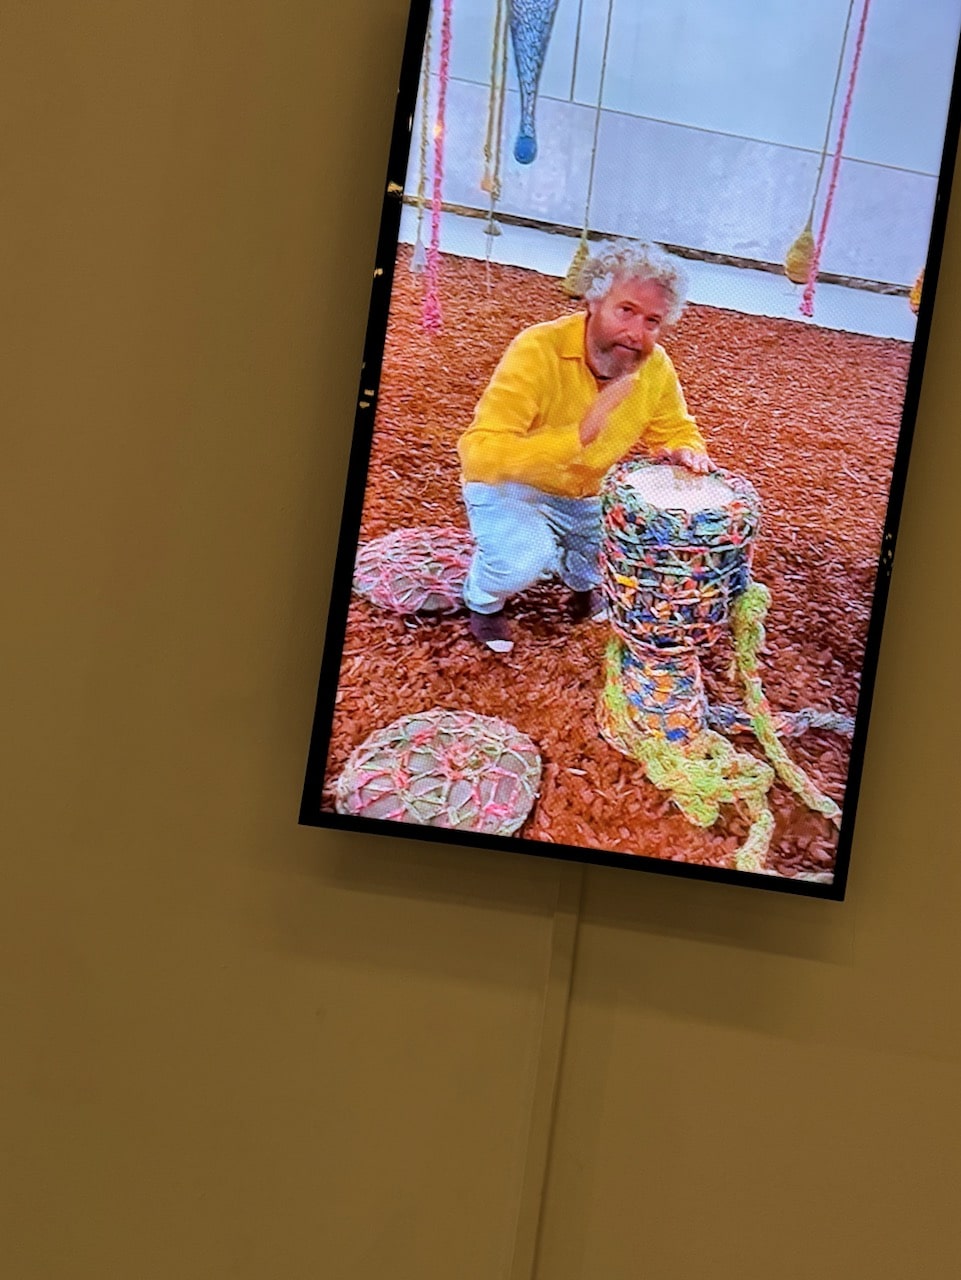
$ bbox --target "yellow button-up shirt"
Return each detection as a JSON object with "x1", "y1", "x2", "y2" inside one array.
[{"x1": 458, "y1": 312, "x2": 705, "y2": 498}]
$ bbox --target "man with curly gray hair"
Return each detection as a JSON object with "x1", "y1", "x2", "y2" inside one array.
[{"x1": 458, "y1": 237, "x2": 712, "y2": 653}]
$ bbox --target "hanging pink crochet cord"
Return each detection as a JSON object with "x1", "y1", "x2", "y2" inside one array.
[
  {"x1": 423, "y1": 0, "x2": 453, "y2": 335},
  {"x1": 801, "y1": 0, "x2": 872, "y2": 318}
]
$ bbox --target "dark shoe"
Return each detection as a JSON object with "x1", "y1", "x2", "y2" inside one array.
[
  {"x1": 570, "y1": 588, "x2": 607, "y2": 623},
  {"x1": 469, "y1": 609, "x2": 514, "y2": 653}
]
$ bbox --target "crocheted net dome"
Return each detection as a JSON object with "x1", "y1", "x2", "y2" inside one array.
[
  {"x1": 353, "y1": 526, "x2": 473, "y2": 614},
  {"x1": 335, "y1": 709, "x2": 542, "y2": 836}
]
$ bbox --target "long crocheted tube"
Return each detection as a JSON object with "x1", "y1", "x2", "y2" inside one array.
[
  {"x1": 730, "y1": 583, "x2": 842, "y2": 825},
  {"x1": 599, "y1": 640, "x2": 775, "y2": 872},
  {"x1": 707, "y1": 703, "x2": 854, "y2": 738}
]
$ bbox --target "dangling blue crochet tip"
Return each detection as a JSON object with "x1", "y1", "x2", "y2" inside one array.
[{"x1": 514, "y1": 133, "x2": 537, "y2": 164}]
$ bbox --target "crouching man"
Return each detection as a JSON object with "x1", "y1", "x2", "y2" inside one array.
[{"x1": 457, "y1": 238, "x2": 712, "y2": 653}]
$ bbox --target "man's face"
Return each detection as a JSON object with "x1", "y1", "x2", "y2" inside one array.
[{"x1": 584, "y1": 276, "x2": 670, "y2": 381}]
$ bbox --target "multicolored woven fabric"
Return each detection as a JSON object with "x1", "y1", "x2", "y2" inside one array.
[
  {"x1": 606, "y1": 644, "x2": 707, "y2": 744},
  {"x1": 352, "y1": 526, "x2": 473, "y2": 614},
  {"x1": 335, "y1": 709, "x2": 542, "y2": 836},
  {"x1": 601, "y1": 461, "x2": 761, "y2": 652}
]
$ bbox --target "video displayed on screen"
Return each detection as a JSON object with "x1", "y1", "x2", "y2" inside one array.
[{"x1": 301, "y1": 0, "x2": 961, "y2": 897}]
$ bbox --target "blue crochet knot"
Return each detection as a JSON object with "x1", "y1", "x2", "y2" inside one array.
[{"x1": 514, "y1": 133, "x2": 537, "y2": 164}]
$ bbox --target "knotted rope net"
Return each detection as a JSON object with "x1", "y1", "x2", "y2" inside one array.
[
  {"x1": 353, "y1": 526, "x2": 473, "y2": 614},
  {"x1": 335, "y1": 709, "x2": 542, "y2": 835}
]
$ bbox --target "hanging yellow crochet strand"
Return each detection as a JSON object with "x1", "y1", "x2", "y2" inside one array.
[
  {"x1": 730, "y1": 584, "x2": 842, "y2": 826},
  {"x1": 785, "y1": 0, "x2": 856, "y2": 285},
  {"x1": 561, "y1": 0, "x2": 615, "y2": 296},
  {"x1": 481, "y1": 0, "x2": 507, "y2": 200},
  {"x1": 480, "y1": 0, "x2": 509, "y2": 286}
]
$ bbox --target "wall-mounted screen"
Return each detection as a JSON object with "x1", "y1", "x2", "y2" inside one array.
[{"x1": 301, "y1": 0, "x2": 961, "y2": 898}]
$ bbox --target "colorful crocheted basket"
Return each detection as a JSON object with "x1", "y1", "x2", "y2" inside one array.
[
  {"x1": 335, "y1": 709, "x2": 542, "y2": 835},
  {"x1": 601, "y1": 461, "x2": 761, "y2": 652},
  {"x1": 352, "y1": 526, "x2": 474, "y2": 614}
]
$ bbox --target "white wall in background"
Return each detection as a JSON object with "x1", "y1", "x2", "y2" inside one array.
[{"x1": 405, "y1": 0, "x2": 961, "y2": 284}]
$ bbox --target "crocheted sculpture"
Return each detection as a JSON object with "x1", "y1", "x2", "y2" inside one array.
[
  {"x1": 480, "y1": 0, "x2": 510, "y2": 262},
  {"x1": 597, "y1": 462, "x2": 841, "y2": 874},
  {"x1": 353, "y1": 526, "x2": 473, "y2": 614},
  {"x1": 784, "y1": 225, "x2": 816, "y2": 286},
  {"x1": 509, "y1": 0, "x2": 561, "y2": 164},
  {"x1": 788, "y1": 0, "x2": 873, "y2": 317},
  {"x1": 335, "y1": 709, "x2": 542, "y2": 835},
  {"x1": 561, "y1": 0, "x2": 614, "y2": 295}
]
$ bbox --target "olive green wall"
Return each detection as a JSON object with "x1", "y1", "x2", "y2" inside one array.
[{"x1": 4, "y1": 4, "x2": 960, "y2": 1277}]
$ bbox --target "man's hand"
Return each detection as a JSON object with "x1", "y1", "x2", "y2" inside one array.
[
  {"x1": 579, "y1": 372, "x2": 637, "y2": 446},
  {"x1": 652, "y1": 446, "x2": 715, "y2": 475}
]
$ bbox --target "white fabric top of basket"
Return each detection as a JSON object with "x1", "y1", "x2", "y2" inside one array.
[
  {"x1": 335, "y1": 709, "x2": 542, "y2": 836},
  {"x1": 352, "y1": 526, "x2": 474, "y2": 614},
  {"x1": 619, "y1": 465, "x2": 737, "y2": 513}
]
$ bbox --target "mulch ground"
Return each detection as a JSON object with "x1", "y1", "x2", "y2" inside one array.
[{"x1": 320, "y1": 245, "x2": 910, "y2": 881}]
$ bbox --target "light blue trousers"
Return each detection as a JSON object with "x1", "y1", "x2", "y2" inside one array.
[{"x1": 462, "y1": 481, "x2": 603, "y2": 615}]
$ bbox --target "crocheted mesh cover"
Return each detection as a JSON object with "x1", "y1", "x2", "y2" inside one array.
[
  {"x1": 335, "y1": 709, "x2": 542, "y2": 836},
  {"x1": 352, "y1": 526, "x2": 473, "y2": 614}
]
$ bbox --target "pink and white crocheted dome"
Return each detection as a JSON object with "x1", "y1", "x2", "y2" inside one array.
[
  {"x1": 335, "y1": 709, "x2": 542, "y2": 836},
  {"x1": 352, "y1": 526, "x2": 473, "y2": 614}
]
